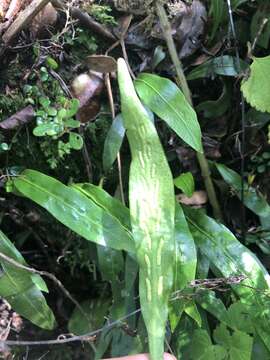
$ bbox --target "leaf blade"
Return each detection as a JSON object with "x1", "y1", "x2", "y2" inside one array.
[{"x1": 135, "y1": 73, "x2": 202, "y2": 152}]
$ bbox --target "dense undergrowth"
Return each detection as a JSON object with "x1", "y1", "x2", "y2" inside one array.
[{"x1": 1, "y1": 0, "x2": 270, "y2": 359}]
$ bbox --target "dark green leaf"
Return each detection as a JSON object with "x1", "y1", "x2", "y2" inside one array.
[
  {"x1": 0, "y1": 230, "x2": 55, "y2": 330},
  {"x1": 134, "y1": 73, "x2": 202, "y2": 152},
  {"x1": 68, "y1": 298, "x2": 111, "y2": 335},
  {"x1": 187, "y1": 56, "x2": 247, "y2": 80},
  {"x1": 103, "y1": 114, "x2": 125, "y2": 172},
  {"x1": 209, "y1": 0, "x2": 226, "y2": 40},
  {"x1": 72, "y1": 183, "x2": 130, "y2": 230},
  {"x1": 12, "y1": 170, "x2": 135, "y2": 253},
  {"x1": 185, "y1": 206, "x2": 270, "y2": 351},
  {"x1": 196, "y1": 81, "x2": 231, "y2": 118},
  {"x1": 216, "y1": 163, "x2": 270, "y2": 227},
  {"x1": 174, "y1": 203, "x2": 196, "y2": 290},
  {"x1": 189, "y1": 329, "x2": 227, "y2": 360},
  {"x1": 251, "y1": 5, "x2": 270, "y2": 49},
  {"x1": 214, "y1": 323, "x2": 253, "y2": 360}
]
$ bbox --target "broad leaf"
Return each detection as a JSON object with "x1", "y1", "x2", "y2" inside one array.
[
  {"x1": 196, "y1": 292, "x2": 254, "y2": 334},
  {"x1": 118, "y1": 58, "x2": 175, "y2": 359},
  {"x1": 214, "y1": 323, "x2": 253, "y2": 360},
  {"x1": 11, "y1": 170, "x2": 135, "y2": 253},
  {"x1": 0, "y1": 230, "x2": 55, "y2": 329},
  {"x1": 72, "y1": 183, "x2": 130, "y2": 230},
  {"x1": 103, "y1": 114, "x2": 125, "y2": 172},
  {"x1": 241, "y1": 56, "x2": 270, "y2": 113},
  {"x1": 189, "y1": 329, "x2": 227, "y2": 360},
  {"x1": 134, "y1": 73, "x2": 202, "y2": 152}
]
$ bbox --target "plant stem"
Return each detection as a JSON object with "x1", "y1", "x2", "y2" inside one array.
[{"x1": 156, "y1": 1, "x2": 223, "y2": 221}]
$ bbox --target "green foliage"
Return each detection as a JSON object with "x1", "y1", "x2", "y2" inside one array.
[
  {"x1": 56, "y1": 27, "x2": 98, "y2": 64},
  {"x1": 251, "y1": 4, "x2": 270, "y2": 49},
  {"x1": 118, "y1": 58, "x2": 176, "y2": 360},
  {"x1": 0, "y1": 230, "x2": 55, "y2": 329},
  {"x1": 213, "y1": 324, "x2": 253, "y2": 360},
  {"x1": 135, "y1": 73, "x2": 203, "y2": 152},
  {"x1": 102, "y1": 114, "x2": 125, "y2": 172},
  {"x1": 189, "y1": 326, "x2": 253, "y2": 360},
  {"x1": 196, "y1": 81, "x2": 231, "y2": 119},
  {"x1": 248, "y1": 151, "x2": 270, "y2": 175},
  {"x1": 10, "y1": 169, "x2": 134, "y2": 253},
  {"x1": 209, "y1": 0, "x2": 226, "y2": 40},
  {"x1": 86, "y1": 4, "x2": 117, "y2": 25},
  {"x1": 241, "y1": 56, "x2": 270, "y2": 113},
  {"x1": 185, "y1": 205, "x2": 270, "y2": 351},
  {"x1": 68, "y1": 298, "x2": 111, "y2": 335},
  {"x1": 189, "y1": 329, "x2": 227, "y2": 360},
  {"x1": 23, "y1": 67, "x2": 82, "y2": 168},
  {"x1": 187, "y1": 56, "x2": 247, "y2": 80},
  {"x1": 174, "y1": 172, "x2": 195, "y2": 197},
  {"x1": 216, "y1": 163, "x2": 270, "y2": 226},
  {"x1": 5, "y1": 7, "x2": 270, "y2": 354}
]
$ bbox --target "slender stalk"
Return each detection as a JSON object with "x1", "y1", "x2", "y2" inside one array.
[{"x1": 156, "y1": 1, "x2": 223, "y2": 221}]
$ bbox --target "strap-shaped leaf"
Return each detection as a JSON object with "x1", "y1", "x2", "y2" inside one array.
[
  {"x1": 118, "y1": 58, "x2": 175, "y2": 359},
  {"x1": 134, "y1": 73, "x2": 203, "y2": 152},
  {"x1": 174, "y1": 202, "x2": 197, "y2": 290},
  {"x1": 103, "y1": 114, "x2": 125, "y2": 172},
  {"x1": 0, "y1": 230, "x2": 55, "y2": 329},
  {"x1": 184, "y1": 206, "x2": 270, "y2": 351},
  {"x1": 72, "y1": 183, "x2": 130, "y2": 230},
  {"x1": 12, "y1": 170, "x2": 135, "y2": 254}
]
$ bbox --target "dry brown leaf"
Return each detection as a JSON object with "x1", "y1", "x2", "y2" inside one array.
[
  {"x1": 85, "y1": 55, "x2": 117, "y2": 73},
  {"x1": 30, "y1": 1, "x2": 57, "y2": 37},
  {"x1": 0, "y1": 105, "x2": 35, "y2": 130},
  {"x1": 177, "y1": 190, "x2": 208, "y2": 206}
]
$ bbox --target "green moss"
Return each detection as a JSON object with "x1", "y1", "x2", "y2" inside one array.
[{"x1": 84, "y1": 4, "x2": 117, "y2": 25}]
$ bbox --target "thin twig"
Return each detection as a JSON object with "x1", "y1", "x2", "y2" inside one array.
[
  {"x1": 2, "y1": 309, "x2": 141, "y2": 346},
  {"x1": 0, "y1": 275, "x2": 250, "y2": 347},
  {"x1": 0, "y1": 251, "x2": 88, "y2": 322},
  {"x1": 51, "y1": 0, "x2": 116, "y2": 41},
  {"x1": 104, "y1": 73, "x2": 125, "y2": 205},
  {"x1": 251, "y1": 18, "x2": 269, "y2": 54},
  {"x1": 155, "y1": 1, "x2": 223, "y2": 221},
  {"x1": 79, "y1": 126, "x2": 93, "y2": 182}
]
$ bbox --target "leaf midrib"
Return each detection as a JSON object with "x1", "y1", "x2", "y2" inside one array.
[{"x1": 135, "y1": 77, "x2": 200, "y2": 151}]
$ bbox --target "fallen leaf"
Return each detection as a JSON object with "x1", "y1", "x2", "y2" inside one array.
[
  {"x1": 177, "y1": 190, "x2": 208, "y2": 206},
  {"x1": 0, "y1": 105, "x2": 35, "y2": 130},
  {"x1": 85, "y1": 55, "x2": 117, "y2": 73}
]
